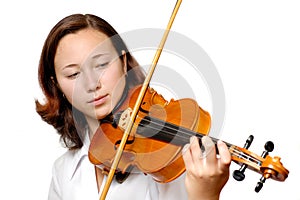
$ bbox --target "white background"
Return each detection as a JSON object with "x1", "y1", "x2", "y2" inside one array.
[{"x1": 0, "y1": 0, "x2": 299, "y2": 199}]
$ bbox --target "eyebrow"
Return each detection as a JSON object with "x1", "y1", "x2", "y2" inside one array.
[
  {"x1": 62, "y1": 63, "x2": 78, "y2": 70},
  {"x1": 91, "y1": 52, "x2": 109, "y2": 59}
]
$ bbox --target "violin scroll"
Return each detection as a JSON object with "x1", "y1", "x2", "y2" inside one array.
[{"x1": 231, "y1": 136, "x2": 289, "y2": 192}]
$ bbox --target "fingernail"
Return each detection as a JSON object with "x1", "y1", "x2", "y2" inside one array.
[
  {"x1": 202, "y1": 136, "x2": 214, "y2": 147},
  {"x1": 190, "y1": 136, "x2": 197, "y2": 144},
  {"x1": 217, "y1": 140, "x2": 223, "y2": 145}
]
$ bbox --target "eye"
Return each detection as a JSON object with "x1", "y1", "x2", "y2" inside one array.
[
  {"x1": 67, "y1": 72, "x2": 80, "y2": 79},
  {"x1": 96, "y1": 62, "x2": 109, "y2": 68}
]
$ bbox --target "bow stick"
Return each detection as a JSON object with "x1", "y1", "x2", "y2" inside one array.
[{"x1": 99, "y1": 0, "x2": 182, "y2": 199}]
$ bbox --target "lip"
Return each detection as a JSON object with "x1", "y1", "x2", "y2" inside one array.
[{"x1": 88, "y1": 94, "x2": 108, "y2": 106}]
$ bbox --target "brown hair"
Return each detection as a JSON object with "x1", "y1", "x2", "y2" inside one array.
[{"x1": 35, "y1": 14, "x2": 145, "y2": 149}]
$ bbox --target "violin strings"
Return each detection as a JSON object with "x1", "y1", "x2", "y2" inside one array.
[
  {"x1": 132, "y1": 115, "x2": 261, "y2": 165},
  {"x1": 230, "y1": 148, "x2": 261, "y2": 166},
  {"x1": 134, "y1": 115, "x2": 196, "y2": 143},
  {"x1": 135, "y1": 115, "x2": 217, "y2": 143}
]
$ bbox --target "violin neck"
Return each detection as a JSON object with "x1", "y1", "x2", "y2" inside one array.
[
  {"x1": 137, "y1": 115, "x2": 234, "y2": 150},
  {"x1": 137, "y1": 115, "x2": 262, "y2": 170}
]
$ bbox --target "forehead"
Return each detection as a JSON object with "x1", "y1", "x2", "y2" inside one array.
[{"x1": 54, "y1": 28, "x2": 116, "y2": 68}]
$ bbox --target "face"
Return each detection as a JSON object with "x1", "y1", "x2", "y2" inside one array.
[{"x1": 54, "y1": 28, "x2": 127, "y2": 122}]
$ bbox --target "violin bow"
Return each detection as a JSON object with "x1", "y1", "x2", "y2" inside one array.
[{"x1": 99, "y1": 0, "x2": 183, "y2": 199}]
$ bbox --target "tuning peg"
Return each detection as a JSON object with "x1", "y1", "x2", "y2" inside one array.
[
  {"x1": 261, "y1": 141, "x2": 274, "y2": 158},
  {"x1": 233, "y1": 135, "x2": 254, "y2": 181},
  {"x1": 254, "y1": 141, "x2": 275, "y2": 192},
  {"x1": 255, "y1": 176, "x2": 266, "y2": 192},
  {"x1": 233, "y1": 164, "x2": 247, "y2": 181},
  {"x1": 243, "y1": 135, "x2": 254, "y2": 149}
]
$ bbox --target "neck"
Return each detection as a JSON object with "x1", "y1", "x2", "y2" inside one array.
[{"x1": 85, "y1": 117, "x2": 100, "y2": 139}]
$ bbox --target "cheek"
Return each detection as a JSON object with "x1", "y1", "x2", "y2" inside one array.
[
  {"x1": 57, "y1": 79, "x2": 77, "y2": 104},
  {"x1": 110, "y1": 71, "x2": 127, "y2": 104},
  {"x1": 104, "y1": 66, "x2": 126, "y2": 90}
]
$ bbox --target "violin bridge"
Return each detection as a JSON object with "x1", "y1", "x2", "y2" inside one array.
[{"x1": 118, "y1": 108, "x2": 133, "y2": 131}]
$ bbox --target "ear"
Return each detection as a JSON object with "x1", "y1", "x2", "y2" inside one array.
[{"x1": 121, "y1": 50, "x2": 127, "y2": 74}]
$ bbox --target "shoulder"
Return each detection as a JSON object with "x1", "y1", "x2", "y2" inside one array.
[
  {"x1": 50, "y1": 148, "x2": 84, "y2": 191},
  {"x1": 51, "y1": 148, "x2": 82, "y2": 180},
  {"x1": 48, "y1": 148, "x2": 98, "y2": 200},
  {"x1": 53, "y1": 149, "x2": 76, "y2": 168}
]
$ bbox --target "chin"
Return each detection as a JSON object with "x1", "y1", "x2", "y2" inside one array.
[{"x1": 95, "y1": 109, "x2": 112, "y2": 120}]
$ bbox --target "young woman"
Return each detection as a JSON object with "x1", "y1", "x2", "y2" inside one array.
[{"x1": 36, "y1": 13, "x2": 231, "y2": 200}]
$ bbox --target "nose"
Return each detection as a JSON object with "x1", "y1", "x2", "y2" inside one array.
[{"x1": 85, "y1": 70, "x2": 102, "y2": 92}]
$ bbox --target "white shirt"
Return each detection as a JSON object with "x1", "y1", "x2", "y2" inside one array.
[{"x1": 48, "y1": 134, "x2": 188, "y2": 200}]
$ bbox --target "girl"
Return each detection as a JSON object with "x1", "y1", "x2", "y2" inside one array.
[{"x1": 36, "y1": 13, "x2": 231, "y2": 200}]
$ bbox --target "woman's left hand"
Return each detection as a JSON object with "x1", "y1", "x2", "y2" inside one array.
[{"x1": 182, "y1": 136, "x2": 231, "y2": 200}]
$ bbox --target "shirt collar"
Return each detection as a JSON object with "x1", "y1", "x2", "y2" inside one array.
[{"x1": 68, "y1": 129, "x2": 91, "y2": 180}]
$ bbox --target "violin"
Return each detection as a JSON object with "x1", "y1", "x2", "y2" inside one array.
[
  {"x1": 88, "y1": 0, "x2": 289, "y2": 199},
  {"x1": 89, "y1": 85, "x2": 289, "y2": 189}
]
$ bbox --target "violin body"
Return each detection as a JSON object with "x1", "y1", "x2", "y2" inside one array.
[{"x1": 89, "y1": 85, "x2": 211, "y2": 182}]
